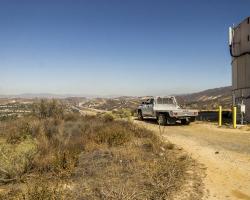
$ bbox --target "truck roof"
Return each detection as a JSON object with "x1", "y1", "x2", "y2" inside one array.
[
  {"x1": 141, "y1": 96, "x2": 176, "y2": 101},
  {"x1": 155, "y1": 96, "x2": 175, "y2": 98}
]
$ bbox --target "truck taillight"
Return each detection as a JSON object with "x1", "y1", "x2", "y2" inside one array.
[
  {"x1": 170, "y1": 111, "x2": 178, "y2": 116},
  {"x1": 171, "y1": 112, "x2": 177, "y2": 116}
]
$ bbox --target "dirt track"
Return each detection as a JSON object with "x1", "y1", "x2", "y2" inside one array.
[{"x1": 135, "y1": 119, "x2": 250, "y2": 200}]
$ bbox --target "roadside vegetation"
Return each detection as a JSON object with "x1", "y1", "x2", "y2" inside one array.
[{"x1": 0, "y1": 100, "x2": 191, "y2": 200}]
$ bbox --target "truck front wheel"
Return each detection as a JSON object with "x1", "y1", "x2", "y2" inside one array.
[{"x1": 158, "y1": 114, "x2": 167, "y2": 125}]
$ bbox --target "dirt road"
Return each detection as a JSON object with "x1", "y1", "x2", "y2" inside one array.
[{"x1": 135, "y1": 119, "x2": 250, "y2": 200}]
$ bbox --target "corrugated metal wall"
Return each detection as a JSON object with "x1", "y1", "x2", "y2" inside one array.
[
  {"x1": 232, "y1": 54, "x2": 250, "y2": 90},
  {"x1": 245, "y1": 99, "x2": 250, "y2": 121},
  {"x1": 231, "y1": 17, "x2": 250, "y2": 56},
  {"x1": 231, "y1": 17, "x2": 250, "y2": 122}
]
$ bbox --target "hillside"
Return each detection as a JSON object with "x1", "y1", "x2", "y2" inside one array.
[
  {"x1": 0, "y1": 86, "x2": 232, "y2": 112},
  {"x1": 80, "y1": 96, "x2": 142, "y2": 111},
  {"x1": 177, "y1": 86, "x2": 232, "y2": 110},
  {"x1": 80, "y1": 86, "x2": 232, "y2": 111}
]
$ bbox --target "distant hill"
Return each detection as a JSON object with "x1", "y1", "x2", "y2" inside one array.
[
  {"x1": 81, "y1": 86, "x2": 232, "y2": 111},
  {"x1": 177, "y1": 86, "x2": 232, "y2": 110},
  {"x1": 0, "y1": 86, "x2": 232, "y2": 111},
  {"x1": 0, "y1": 93, "x2": 93, "y2": 99},
  {"x1": 81, "y1": 96, "x2": 142, "y2": 111}
]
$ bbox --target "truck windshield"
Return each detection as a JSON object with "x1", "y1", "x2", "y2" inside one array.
[{"x1": 157, "y1": 97, "x2": 175, "y2": 105}]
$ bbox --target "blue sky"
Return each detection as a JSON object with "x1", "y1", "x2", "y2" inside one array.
[{"x1": 0, "y1": 0, "x2": 249, "y2": 96}]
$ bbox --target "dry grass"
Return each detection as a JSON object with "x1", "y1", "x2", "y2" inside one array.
[
  {"x1": 0, "y1": 139, "x2": 37, "y2": 183},
  {"x1": 73, "y1": 144, "x2": 186, "y2": 200},
  {"x1": 0, "y1": 100, "x2": 190, "y2": 200}
]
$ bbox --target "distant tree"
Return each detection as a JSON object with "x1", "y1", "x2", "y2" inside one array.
[
  {"x1": 39, "y1": 99, "x2": 48, "y2": 118},
  {"x1": 32, "y1": 99, "x2": 64, "y2": 119}
]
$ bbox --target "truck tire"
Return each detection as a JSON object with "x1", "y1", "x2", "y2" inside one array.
[
  {"x1": 181, "y1": 119, "x2": 190, "y2": 125},
  {"x1": 158, "y1": 114, "x2": 167, "y2": 125},
  {"x1": 138, "y1": 110, "x2": 143, "y2": 120},
  {"x1": 190, "y1": 117, "x2": 196, "y2": 122}
]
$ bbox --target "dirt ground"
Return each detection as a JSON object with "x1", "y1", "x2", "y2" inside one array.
[{"x1": 135, "y1": 119, "x2": 250, "y2": 200}]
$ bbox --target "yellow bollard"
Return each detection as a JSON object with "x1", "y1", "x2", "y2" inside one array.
[
  {"x1": 218, "y1": 106, "x2": 222, "y2": 127},
  {"x1": 233, "y1": 106, "x2": 237, "y2": 129}
]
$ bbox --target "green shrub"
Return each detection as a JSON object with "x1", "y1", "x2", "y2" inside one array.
[
  {"x1": 43, "y1": 118, "x2": 61, "y2": 139},
  {"x1": 0, "y1": 139, "x2": 37, "y2": 180},
  {"x1": 64, "y1": 112, "x2": 81, "y2": 122},
  {"x1": 21, "y1": 179, "x2": 69, "y2": 200},
  {"x1": 6, "y1": 119, "x2": 33, "y2": 144},
  {"x1": 102, "y1": 112, "x2": 115, "y2": 122},
  {"x1": 32, "y1": 99, "x2": 64, "y2": 119},
  {"x1": 112, "y1": 109, "x2": 132, "y2": 119},
  {"x1": 91, "y1": 123, "x2": 132, "y2": 146}
]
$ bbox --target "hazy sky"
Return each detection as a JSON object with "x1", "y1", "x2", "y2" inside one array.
[{"x1": 0, "y1": 0, "x2": 249, "y2": 96}]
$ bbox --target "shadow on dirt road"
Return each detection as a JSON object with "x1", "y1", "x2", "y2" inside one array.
[{"x1": 134, "y1": 117, "x2": 185, "y2": 126}]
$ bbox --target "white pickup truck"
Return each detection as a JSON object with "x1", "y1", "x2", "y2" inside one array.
[{"x1": 137, "y1": 96, "x2": 198, "y2": 125}]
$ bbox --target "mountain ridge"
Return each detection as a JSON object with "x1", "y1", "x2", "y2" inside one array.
[{"x1": 0, "y1": 86, "x2": 232, "y2": 110}]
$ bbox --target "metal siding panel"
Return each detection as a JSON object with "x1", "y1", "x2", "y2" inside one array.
[
  {"x1": 246, "y1": 55, "x2": 250, "y2": 88},
  {"x1": 232, "y1": 18, "x2": 250, "y2": 55},
  {"x1": 243, "y1": 56, "x2": 246, "y2": 88},
  {"x1": 244, "y1": 99, "x2": 250, "y2": 122},
  {"x1": 231, "y1": 18, "x2": 250, "y2": 121},
  {"x1": 232, "y1": 59, "x2": 237, "y2": 90},
  {"x1": 232, "y1": 26, "x2": 241, "y2": 55},
  {"x1": 236, "y1": 90, "x2": 241, "y2": 98},
  {"x1": 240, "y1": 19, "x2": 250, "y2": 54},
  {"x1": 237, "y1": 57, "x2": 244, "y2": 88},
  {"x1": 237, "y1": 56, "x2": 247, "y2": 89}
]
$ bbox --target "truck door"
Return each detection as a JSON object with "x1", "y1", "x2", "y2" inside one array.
[
  {"x1": 147, "y1": 98, "x2": 154, "y2": 116},
  {"x1": 143, "y1": 98, "x2": 154, "y2": 116},
  {"x1": 141, "y1": 102, "x2": 148, "y2": 115}
]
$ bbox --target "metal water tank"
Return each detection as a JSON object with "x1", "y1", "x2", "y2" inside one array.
[{"x1": 229, "y1": 17, "x2": 250, "y2": 122}]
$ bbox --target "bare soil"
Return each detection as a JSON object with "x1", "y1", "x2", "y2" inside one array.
[{"x1": 135, "y1": 119, "x2": 250, "y2": 200}]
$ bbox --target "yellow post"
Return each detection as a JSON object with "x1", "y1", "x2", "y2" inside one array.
[
  {"x1": 218, "y1": 106, "x2": 222, "y2": 127},
  {"x1": 233, "y1": 106, "x2": 237, "y2": 129}
]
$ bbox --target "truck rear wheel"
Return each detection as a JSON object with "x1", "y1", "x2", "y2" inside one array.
[
  {"x1": 158, "y1": 114, "x2": 167, "y2": 125},
  {"x1": 190, "y1": 117, "x2": 196, "y2": 122},
  {"x1": 138, "y1": 110, "x2": 143, "y2": 120},
  {"x1": 181, "y1": 119, "x2": 190, "y2": 125}
]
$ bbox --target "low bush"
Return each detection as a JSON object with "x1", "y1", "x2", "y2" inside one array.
[
  {"x1": 6, "y1": 119, "x2": 33, "y2": 144},
  {"x1": 91, "y1": 123, "x2": 132, "y2": 146},
  {"x1": 102, "y1": 112, "x2": 115, "y2": 122},
  {"x1": 20, "y1": 178, "x2": 71, "y2": 200},
  {"x1": 112, "y1": 109, "x2": 132, "y2": 119},
  {"x1": 32, "y1": 99, "x2": 65, "y2": 119},
  {"x1": 0, "y1": 104, "x2": 190, "y2": 200},
  {"x1": 0, "y1": 139, "x2": 37, "y2": 182}
]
